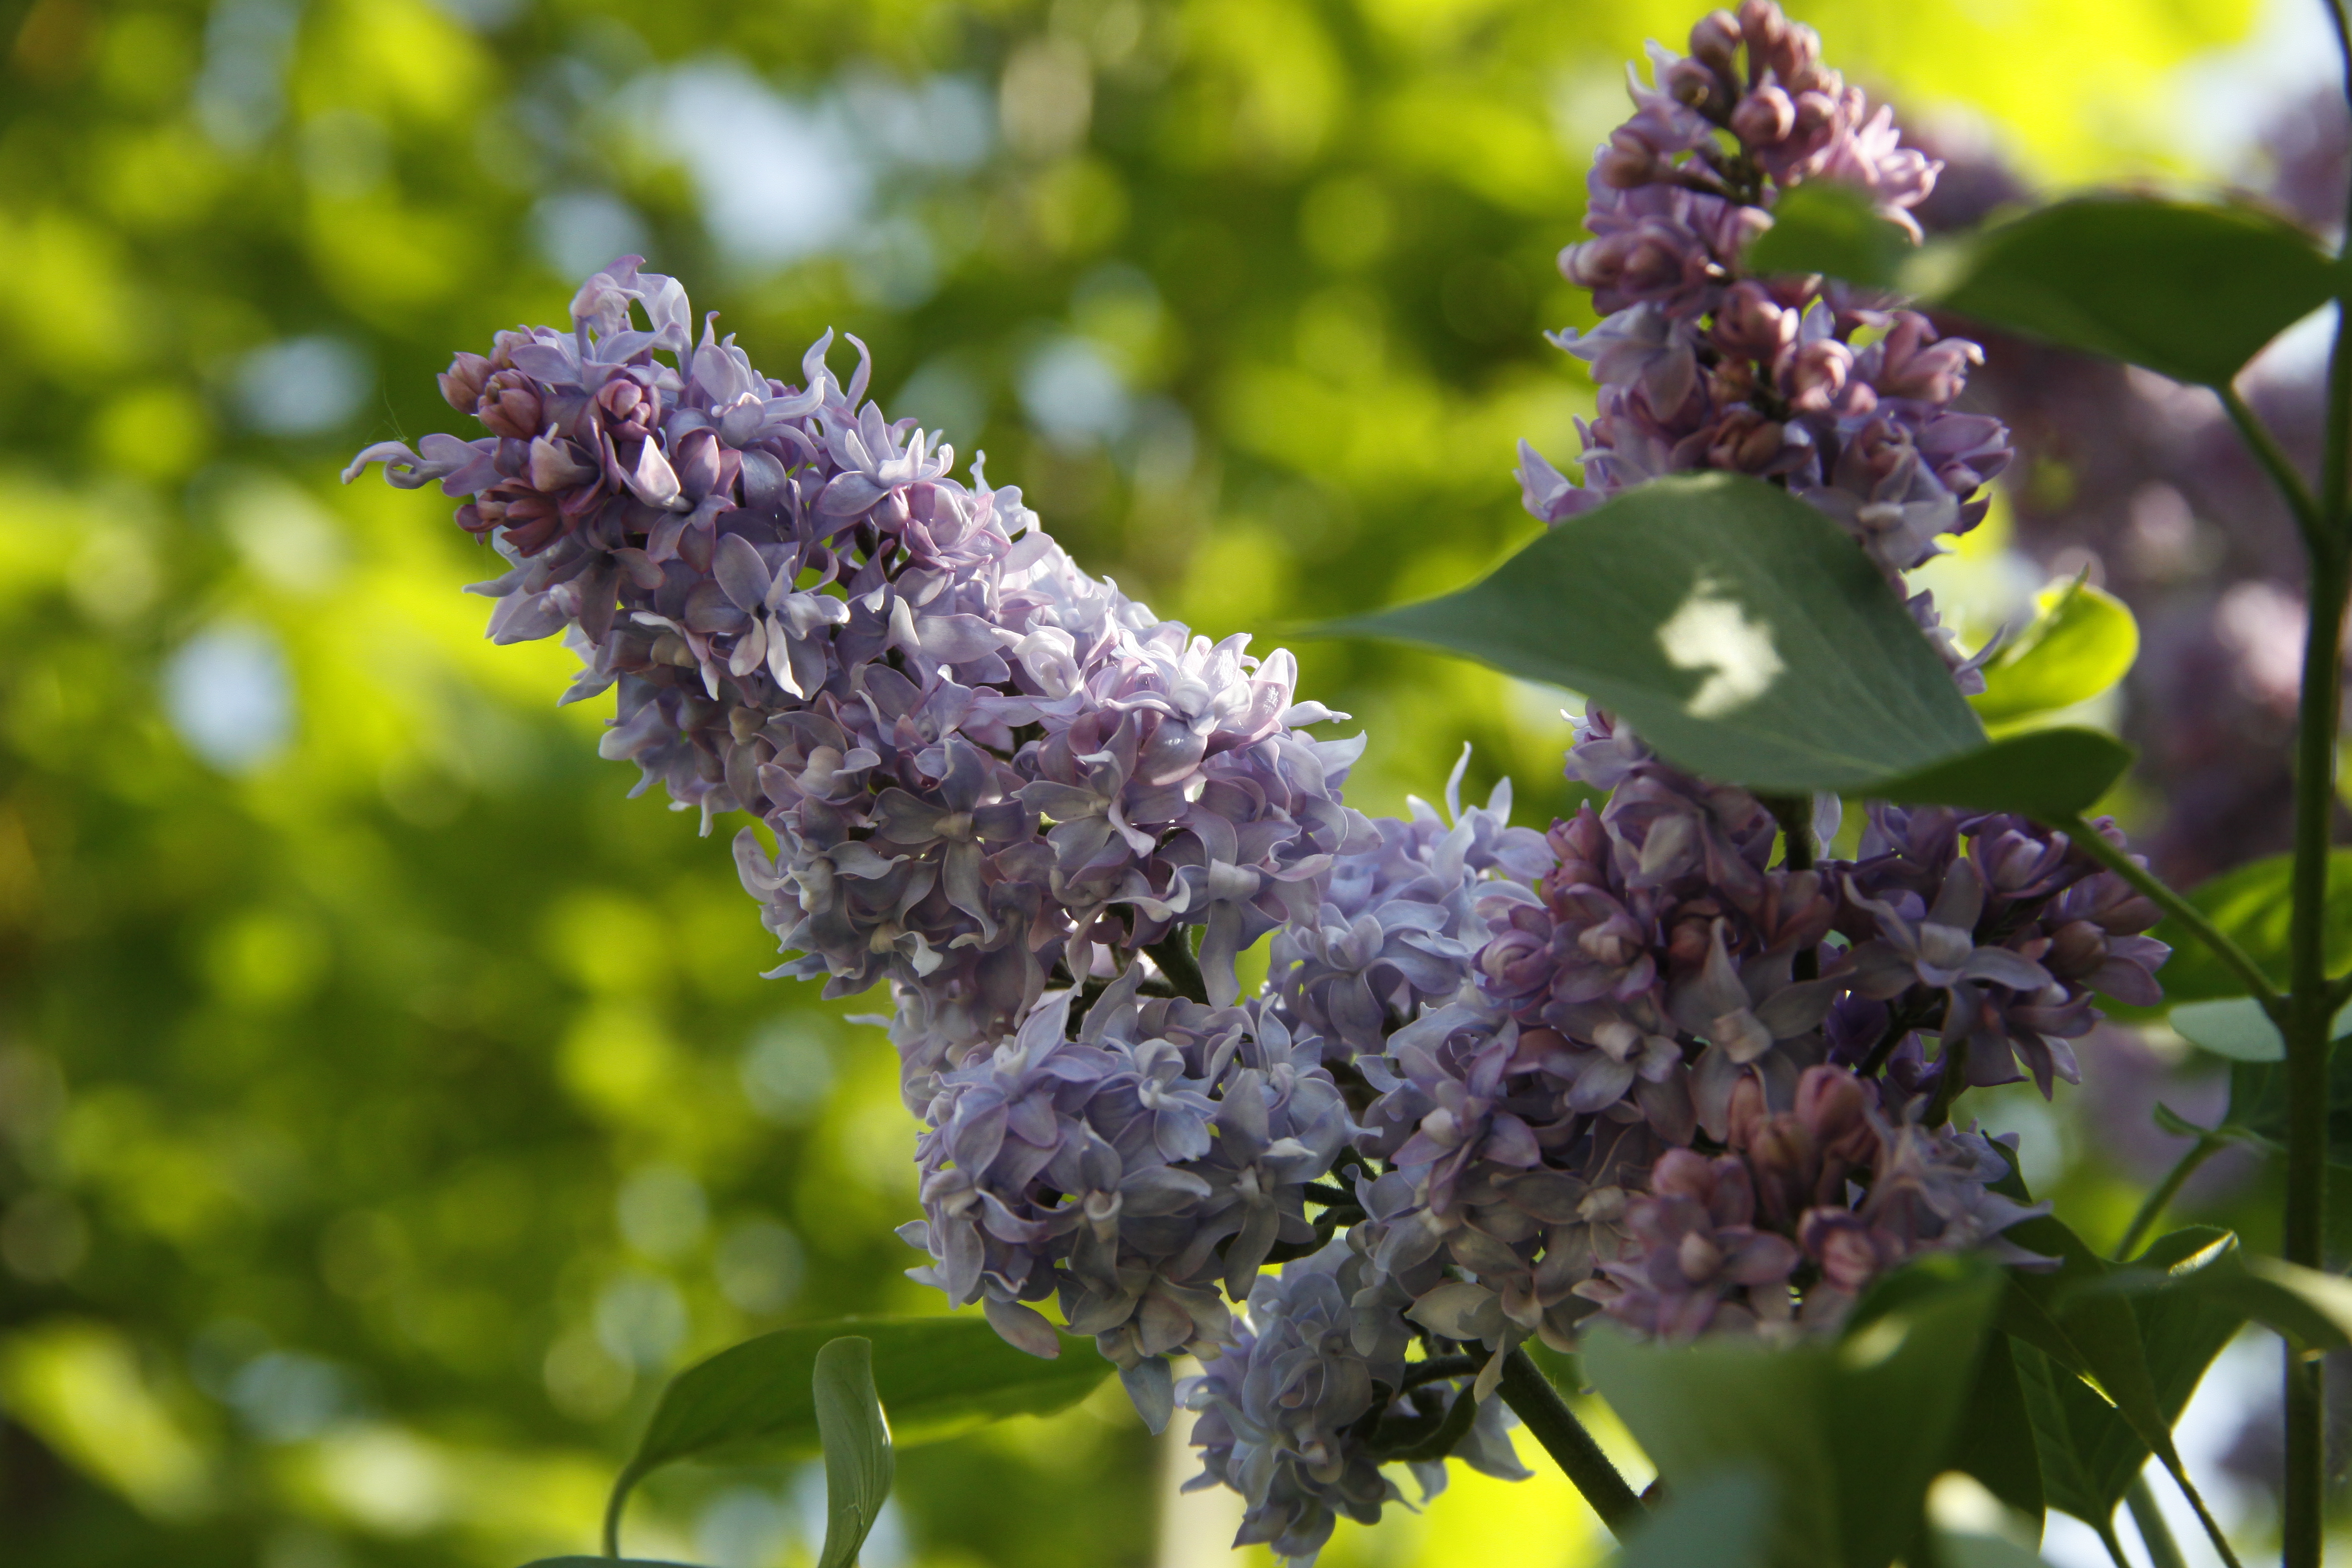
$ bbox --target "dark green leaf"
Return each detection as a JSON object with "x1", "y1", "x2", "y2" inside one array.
[
  {"x1": 1740, "y1": 188, "x2": 2334, "y2": 390},
  {"x1": 2167, "y1": 1254, "x2": 2352, "y2": 1351},
  {"x1": 1922, "y1": 197, "x2": 2337, "y2": 388},
  {"x1": 2009, "y1": 1339, "x2": 2108, "y2": 1527},
  {"x1": 1586, "y1": 1258, "x2": 2000, "y2": 1568},
  {"x1": 1823, "y1": 1264, "x2": 2007, "y2": 1568},
  {"x1": 2220, "y1": 1050, "x2": 2352, "y2": 1166},
  {"x1": 1969, "y1": 578, "x2": 2139, "y2": 729},
  {"x1": 1868, "y1": 727, "x2": 2132, "y2": 819},
  {"x1": 2045, "y1": 1229, "x2": 2245, "y2": 1523},
  {"x1": 1935, "y1": 1533, "x2": 2058, "y2": 1568},
  {"x1": 813, "y1": 1337, "x2": 894, "y2": 1568},
  {"x1": 522, "y1": 1560, "x2": 703, "y2": 1567},
  {"x1": 1323, "y1": 473, "x2": 1985, "y2": 795},
  {"x1": 1608, "y1": 1469, "x2": 1774, "y2": 1568},
  {"x1": 2143, "y1": 851, "x2": 2352, "y2": 1005},
  {"x1": 606, "y1": 1316, "x2": 1110, "y2": 1548},
  {"x1": 1946, "y1": 1331, "x2": 2043, "y2": 1521},
  {"x1": 1745, "y1": 181, "x2": 1909, "y2": 291}
]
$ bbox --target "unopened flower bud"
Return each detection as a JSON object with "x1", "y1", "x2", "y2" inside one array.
[
  {"x1": 1689, "y1": 9, "x2": 1743, "y2": 72},
  {"x1": 477, "y1": 370, "x2": 544, "y2": 440},
  {"x1": 1730, "y1": 85, "x2": 1795, "y2": 147},
  {"x1": 439, "y1": 352, "x2": 493, "y2": 414}
]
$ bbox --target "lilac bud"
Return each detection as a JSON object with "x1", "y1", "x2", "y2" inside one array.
[
  {"x1": 440, "y1": 351, "x2": 493, "y2": 414},
  {"x1": 1730, "y1": 85, "x2": 1796, "y2": 147}
]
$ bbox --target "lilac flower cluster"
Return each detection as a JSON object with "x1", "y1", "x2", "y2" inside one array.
[
  {"x1": 347, "y1": 259, "x2": 1369, "y2": 1101},
  {"x1": 1519, "y1": 0, "x2": 2012, "y2": 684},
  {"x1": 360, "y1": 11, "x2": 2168, "y2": 1554},
  {"x1": 898, "y1": 972, "x2": 1353, "y2": 1429}
]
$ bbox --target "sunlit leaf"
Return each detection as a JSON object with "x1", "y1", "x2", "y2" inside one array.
[
  {"x1": 1969, "y1": 578, "x2": 2139, "y2": 728},
  {"x1": 1325, "y1": 474, "x2": 1984, "y2": 794},
  {"x1": 813, "y1": 1337, "x2": 894, "y2": 1568},
  {"x1": 2170, "y1": 997, "x2": 2286, "y2": 1061}
]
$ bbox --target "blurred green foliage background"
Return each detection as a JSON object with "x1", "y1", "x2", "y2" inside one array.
[{"x1": 0, "y1": 0, "x2": 2293, "y2": 1564}]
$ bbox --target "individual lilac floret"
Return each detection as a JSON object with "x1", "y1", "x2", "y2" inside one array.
[
  {"x1": 896, "y1": 973, "x2": 1354, "y2": 1429},
  {"x1": 1178, "y1": 1240, "x2": 1528, "y2": 1567},
  {"x1": 348, "y1": 257, "x2": 1370, "y2": 1093}
]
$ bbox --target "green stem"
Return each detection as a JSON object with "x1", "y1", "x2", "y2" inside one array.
[
  {"x1": 2092, "y1": 1519, "x2": 2134, "y2": 1568},
  {"x1": 1147, "y1": 932, "x2": 1209, "y2": 1006},
  {"x1": 2281, "y1": 537, "x2": 2348, "y2": 1568},
  {"x1": 1494, "y1": 1348, "x2": 1646, "y2": 1537},
  {"x1": 2220, "y1": 386, "x2": 2324, "y2": 549},
  {"x1": 2113, "y1": 1134, "x2": 2224, "y2": 1262},
  {"x1": 2058, "y1": 814, "x2": 2284, "y2": 1006},
  {"x1": 2125, "y1": 1473, "x2": 2190, "y2": 1568}
]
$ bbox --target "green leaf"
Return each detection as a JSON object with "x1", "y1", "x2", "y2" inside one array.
[
  {"x1": 605, "y1": 1316, "x2": 1110, "y2": 1552},
  {"x1": 2047, "y1": 1229, "x2": 2245, "y2": 1524},
  {"x1": 1945, "y1": 1331, "x2": 2043, "y2": 1522},
  {"x1": 2167, "y1": 1253, "x2": 2352, "y2": 1351},
  {"x1": 2009, "y1": 1340, "x2": 2108, "y2": 1527},
  {"x1": 1996, "y1": 1216, "x2": 2241, "y2": 1549},
  {"x1": 2142, "y1": 850, "x2": 2352, "y2": 1005},
  {"x1": 1585, "y1": 1258, "x2": 2001, "y2": 1568},
  {"x1": 1745, "y1": 181, "x2": 1909, "y2": 292},
  {"x1": 522, "y1": 1560, "x2": 703, "y2": 1567},
  {"x1": 1935, "y1": 1533, "x2": 2061, "y2": 1568},
  {"x1": 2219, "y1": 1048, "x2": 2352, "y2": 1166},
  {"x1": 1867, "y1": 727, "x2": 2132, "y2": 819},
  {"x1": 1324, "y1": 473, "x2": 1984, "y2": 795},
  {"x1": 2170, "y1": 997, "x2": 2286, "y2": 1061},
  {"x1": 1607, "y1": 1469, "x2": 1774, "y2": 1568},
  {"x1": 1969, "y1": 577, "x2": 2139, "y2": 728},
  {"x1": 1922, "y1": 197, "x2": 2337, "y2": 388},
  {"x1": 813, "y1": 1337, "x2": 894, "y2": 1568},
  {"x1": 1740, "y1": 188, "x2": 2334, "y2": 390}
]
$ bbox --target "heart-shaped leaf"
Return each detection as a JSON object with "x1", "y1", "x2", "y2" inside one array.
[
  {"x1": 1325, "y1": 474, "x2": 1981, "y2": 793},
  {"x1": 1324, "y1": 474, "x2": 2127, "y2": 818},
  {"x1": 813, "y1": 1336, "x2": 894, "y2": 1568}
]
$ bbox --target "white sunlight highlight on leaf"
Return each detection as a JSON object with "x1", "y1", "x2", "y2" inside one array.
[{"x1": 1656, "y1": 579, "x2": 1784, "y2": 719}]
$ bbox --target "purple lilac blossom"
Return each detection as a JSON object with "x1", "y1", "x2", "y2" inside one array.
[
  {"x1": 362, "y1": 11, "x2": 2181, "y2": 1553},
  {"x1": 1519, "y1": 0, "x2": 2011, "y2": 691},
  {"x1": 346, "y1": 258, "x2": 1373, "y2": 1109}
]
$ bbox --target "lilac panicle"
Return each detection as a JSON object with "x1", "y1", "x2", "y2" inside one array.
[
  {"x1": 346, "y1": 256, "x2": 1372, "y2": 1106},
  {"x1": 1522, "y1": 0, "x2": 2011, "y2": 691}
]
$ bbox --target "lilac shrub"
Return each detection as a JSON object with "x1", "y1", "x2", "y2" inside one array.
[{"x1": 350, "y1": 6, "x2": 2169, "y2": 1558}]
